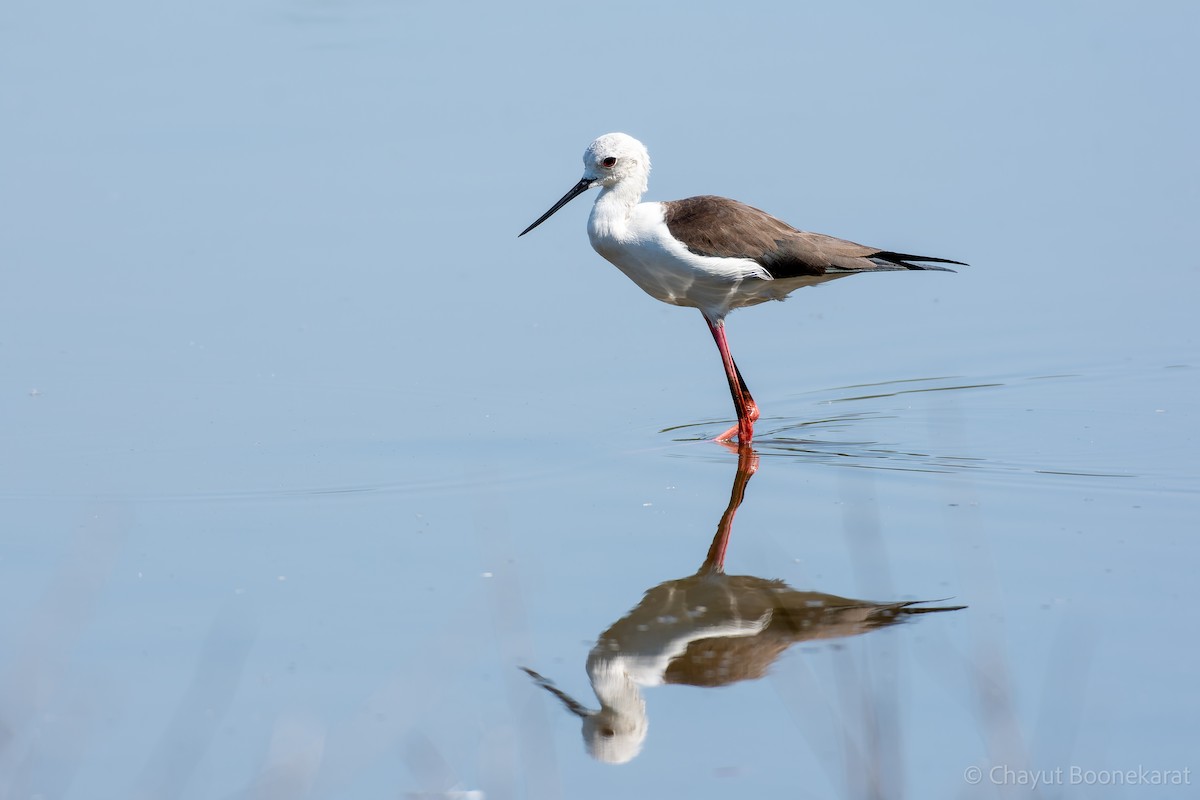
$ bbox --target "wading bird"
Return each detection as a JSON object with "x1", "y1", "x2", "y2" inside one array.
[{"x1": 520, "y1": 133, "x2": 964, "y2": 445}]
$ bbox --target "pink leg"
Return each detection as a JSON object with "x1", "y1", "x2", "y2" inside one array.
[{"x1": 705, "y1": 316, "x2": 759, "y2": 444}]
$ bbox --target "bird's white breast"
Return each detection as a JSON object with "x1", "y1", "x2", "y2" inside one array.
[{"x1": 587, "y1": 198, "x2": 774, "y2": 320}]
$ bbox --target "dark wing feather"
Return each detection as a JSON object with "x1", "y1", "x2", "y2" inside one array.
[{"x1": 662, "y1": 196, "x2": 966, "y2": 279}]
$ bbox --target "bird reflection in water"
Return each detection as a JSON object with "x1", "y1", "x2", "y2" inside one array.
[{"x1": 522, "y1": 446, "x2": 963, "y2": 764}]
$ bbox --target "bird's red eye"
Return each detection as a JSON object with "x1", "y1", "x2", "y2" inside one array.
[{"x1": 601, "y1": 156, "x2": 617, "y2": 168}]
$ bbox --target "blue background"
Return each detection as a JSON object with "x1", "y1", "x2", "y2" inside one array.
[{"x1": 2, "y1": 1, "x2": 1197, "y2": 797}]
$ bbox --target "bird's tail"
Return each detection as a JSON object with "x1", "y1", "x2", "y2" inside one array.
[
  {"x1": 886, "y1": 598, "x2": 967, "y2": 615},
  {"x1": 871, "y1": 251, "x2": 968, "y2": 271}
]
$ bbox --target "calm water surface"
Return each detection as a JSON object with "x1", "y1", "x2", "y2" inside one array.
[{"x1": 2, "y1": 2, "x2": 1198, "y2": 798}]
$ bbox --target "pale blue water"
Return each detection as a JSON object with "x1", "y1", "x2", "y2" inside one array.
[{"x1": 2, "y1": 1, "x2": 1198, "y2": 798}]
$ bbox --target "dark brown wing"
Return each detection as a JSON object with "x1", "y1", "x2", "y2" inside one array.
[{"x1": 662, "y1": 195, "x2": 965, "y2": 279}]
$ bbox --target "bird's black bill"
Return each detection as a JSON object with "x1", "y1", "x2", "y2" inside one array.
[
  {"x1": 520, "y1": 667, "x2": 591, "y2": 718},
  {"x1": 518, "y1": 177, "x2": 594, "y2": 237}
]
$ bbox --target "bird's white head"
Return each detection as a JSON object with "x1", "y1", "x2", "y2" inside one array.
[
  {"x1": 518, "y1": 132, "x2": 652, "y2": 237},
  {"x1": 581, "y1": 705, "x2": 648, "y2": 764},
  {"x1": 582, "y1": 132, "x2": 651, "y2": 193}
]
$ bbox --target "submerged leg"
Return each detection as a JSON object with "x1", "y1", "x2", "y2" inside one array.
[{"x1": 704, "y1": 315, "x2": 760, "y2": 444}]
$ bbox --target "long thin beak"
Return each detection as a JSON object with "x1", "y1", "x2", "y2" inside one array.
[
  {"x1": 518, "y1": 177, "x2": 595, "y2": 237},
  {"x1": 520, "y1": 666, "x2": 592, "y2": 718}
]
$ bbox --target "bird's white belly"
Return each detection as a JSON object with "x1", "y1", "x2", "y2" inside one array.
[
  {"x1": 588, "y1": 202, "x2": 826, "y2": 319},
  {"x1": 589, "y1": 241, "x2": 757, "y2": 320}
]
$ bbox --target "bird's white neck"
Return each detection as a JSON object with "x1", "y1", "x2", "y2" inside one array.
[
  {"x1": 588, "y1": 657, "x2": 648, "y2": 718},
  {"x1": 588, "y1": 177, "x2": 646, "y2": 242}
]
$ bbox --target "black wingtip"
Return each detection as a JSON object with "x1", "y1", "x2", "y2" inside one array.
[
  {"x1": 866, "y1": 251, "x2": 968, "y2": 272},
  {"x1": 877, "y1": 251, "x2": 969, "y2": 268},
  {"x1": 898, "y1": 597, "x2": 968, "y2": 613}
]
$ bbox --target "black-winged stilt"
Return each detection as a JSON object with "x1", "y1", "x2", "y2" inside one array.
[{"x1": 520, "y1": 133, "x2": 965, "y2": 445}]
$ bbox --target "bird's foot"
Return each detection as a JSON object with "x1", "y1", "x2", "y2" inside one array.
[
  {"x1": 714, "y1": 423, "x2": 740, "y2": 443},
  {"x1": 714, "y1": 420, "x2": 755, "y2": 446}
]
